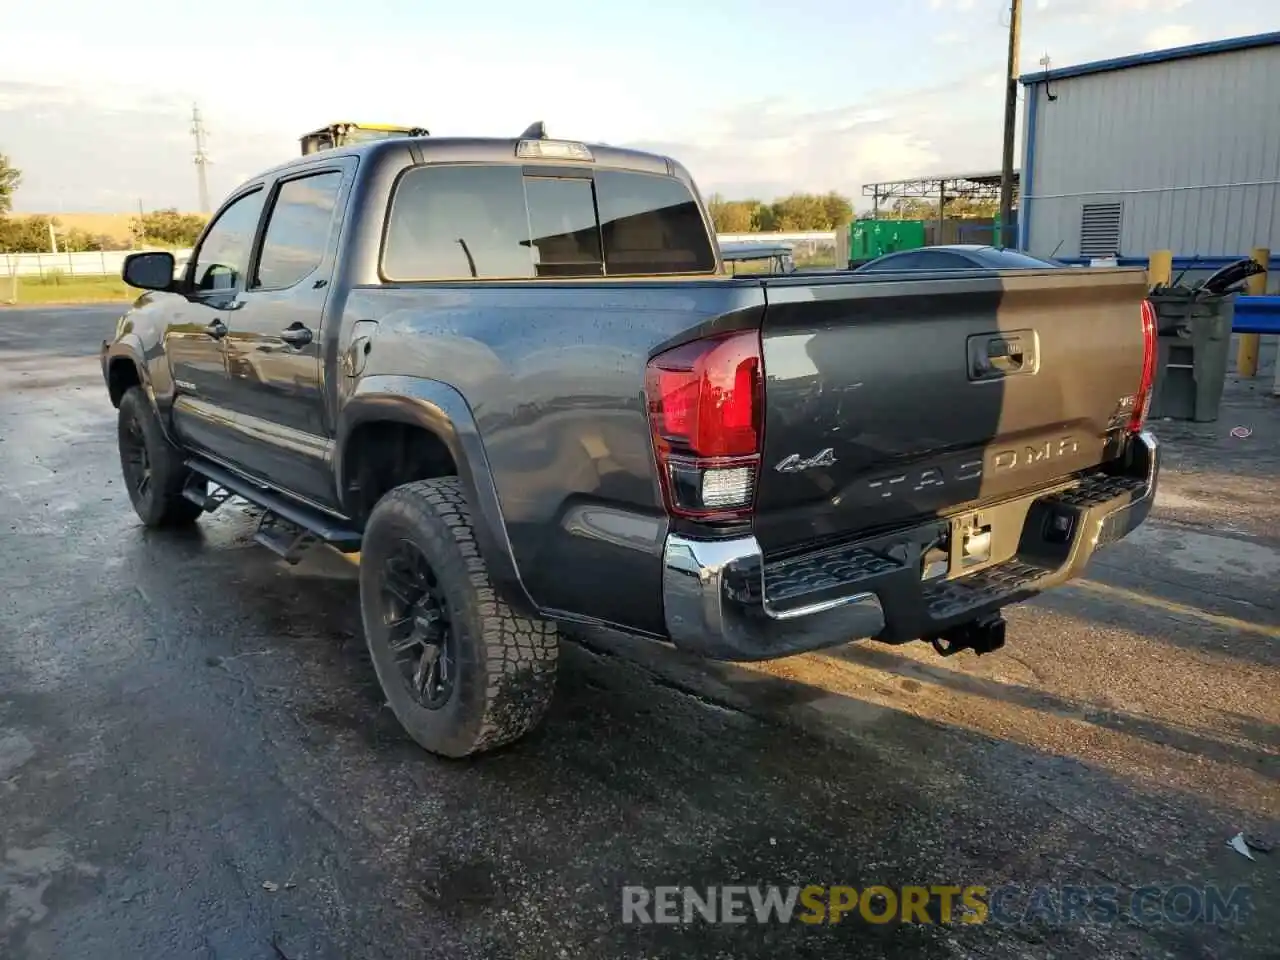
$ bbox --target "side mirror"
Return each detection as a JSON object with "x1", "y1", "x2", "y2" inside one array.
[{"x1": 122, "y1": 251, "x2": 177, "y2": 291}]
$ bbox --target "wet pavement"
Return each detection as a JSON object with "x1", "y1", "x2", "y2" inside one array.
[{"x1": 1, "y1": 305, "x2": 1277, "y2": 960}]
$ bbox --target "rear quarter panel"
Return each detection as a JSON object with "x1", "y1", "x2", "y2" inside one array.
[{"x1": 345, "y1": 281, "x2": 764, "y2": 633}]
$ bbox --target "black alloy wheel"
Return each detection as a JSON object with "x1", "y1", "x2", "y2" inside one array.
[
  {"x1": 380, "y1": 539, "x2": 455, "y2": 709},
  {"x1": 120, "y1": 410, "x2": 153, "y2": 504}
]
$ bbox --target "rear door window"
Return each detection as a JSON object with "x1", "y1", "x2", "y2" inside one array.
[
  {"x1": 381, "y1": 164, "x2": 715, "y2": 281},
  {"x1": 593, "y1": 170, "x2": 716, "y2": 275},
  {"x1": 254, "y1": 170, "x2": 344, "y2": 290}
]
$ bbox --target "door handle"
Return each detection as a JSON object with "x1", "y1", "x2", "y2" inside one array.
[
  {"x1": 279, "y1": 324, "x2": 313, "y2": 347},
  {"x1": 205, "y1": 320, "x2": 228, "y2": 339},
  {"x1": 967, "y1": 329, "x2": 1038, "y2": 382},
  {"x1": 986, "y1": 337, "x2": 1024, "y2": 371}
]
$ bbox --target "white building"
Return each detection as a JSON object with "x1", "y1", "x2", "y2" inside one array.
[{"x1": 1018, "y1": 31, "x2": 1280, "y2": 275}]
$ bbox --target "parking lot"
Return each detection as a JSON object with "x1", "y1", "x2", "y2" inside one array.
[{"x1": 1, "y1": 305, "x2": 1277, "y2": 959}]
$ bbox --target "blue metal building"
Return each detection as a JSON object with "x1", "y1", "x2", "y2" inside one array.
[{"x1": 1018, "y1": 31, "x2": 1280, "y2": 273}]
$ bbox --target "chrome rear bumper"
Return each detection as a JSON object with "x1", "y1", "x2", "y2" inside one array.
[{"x1": 660, "y1": 430, "x2": 1159, "y2": 661}]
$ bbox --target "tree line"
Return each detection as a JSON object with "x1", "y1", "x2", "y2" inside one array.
[
  {"x1": 706, "y1": 192, "x2": 855, "y2": 233},
  {"x1": 0, "y1": 152, "x2": 209, "y2": 254},
  {"x1": 707, "y1": 192, "x2": 1002, "y2": 233}
]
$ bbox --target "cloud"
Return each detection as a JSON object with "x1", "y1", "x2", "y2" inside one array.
[
  {"x1": 1039, "y1": 0, "x2": 1190, "y2": 15},
  {"x1": 2, "y1": 64, "x2": 1015, "y2": 214},
  {"x1": 0, "y1": 80, "x2": 286, "y2": 212},
  {"x1": 624, "y1": 72, "x2": 1005, "y2": 207},
  {"x1": 1142, "y1": 23, "x2": 1201, "y2": 49}
]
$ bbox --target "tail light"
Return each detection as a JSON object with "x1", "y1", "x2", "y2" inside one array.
[
  {"x1": 1129, "y1": 299, "x2": 1157, "y2": 433},
  {"x1": 645, "y1": 330, "x2": 763, "y2": 520}
]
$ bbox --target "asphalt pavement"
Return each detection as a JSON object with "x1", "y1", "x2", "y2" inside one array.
[{"x1": 1, "y1": 304, "x2": 1277, "y2": 960}]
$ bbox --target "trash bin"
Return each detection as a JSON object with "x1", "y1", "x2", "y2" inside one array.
[{"x1": 1146, "y1": 288, "x2": 1234, "y2": 422}]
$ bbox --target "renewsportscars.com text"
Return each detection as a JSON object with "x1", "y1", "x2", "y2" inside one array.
[{"x1": 621, "y1": 884, "x2": 1253, "y2": 926}]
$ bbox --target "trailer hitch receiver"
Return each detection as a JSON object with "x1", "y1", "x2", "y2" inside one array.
[{"x1": 928, "y1": 613, "x2": 1007, "y2": 657}]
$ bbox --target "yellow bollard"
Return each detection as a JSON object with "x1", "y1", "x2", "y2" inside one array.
[
  {"x1": 1148, "y1": 249, "x2": 1173, "y2": 288},
  {"x1": 1236, "y1": 247, "x2": 1269, "y2": 378}
]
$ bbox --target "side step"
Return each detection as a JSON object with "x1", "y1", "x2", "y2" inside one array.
[
  {"x1": 253, "y1": 512, "x2": 321, "y2": 565},
  {"x1": 184, "y1": 457, "x2": 363, "y2": 563}
]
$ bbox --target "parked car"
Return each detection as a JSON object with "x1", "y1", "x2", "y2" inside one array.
[
  {"x1": 853, "y1": 244, "x2": 1064, "y2": 273},
  {"x1": 103, "y1": 128, "x2": 1160, "y2": 757}
]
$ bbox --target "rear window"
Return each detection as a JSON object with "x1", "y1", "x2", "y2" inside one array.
[
  {"x1": 381, "y1": 164, "x2": 715, "y2": 281},
  {"x1": 594, "y1": 170, "x2": 716, "y2": 275}
]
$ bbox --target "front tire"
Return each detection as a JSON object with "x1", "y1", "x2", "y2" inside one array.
[
  {"x1": 358, "y1": 477, "x2": 559, "y2": 758},
  {"x1": 117, "y1": 386, "x2": 203, "y2": 528}
]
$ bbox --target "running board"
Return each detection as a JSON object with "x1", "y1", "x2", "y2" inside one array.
[
  {"x1": 253, "y1": 512, "x2": 321, "y2": 565},
  {"x1": 184, "y1": 457, "x2": 363, "y2": 557}
]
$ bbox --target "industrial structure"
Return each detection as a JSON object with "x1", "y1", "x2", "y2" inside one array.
[
  {"x1": 861, "y1": 170, "x2": 1017, "y2": 220},
  {"x1": 1017, "y1": 31, "x2": 1280, "y2": 268}
]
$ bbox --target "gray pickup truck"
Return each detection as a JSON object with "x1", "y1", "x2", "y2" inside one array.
[{"x1": 102, "y1": 127, "x2": 1160, "y2": 757}]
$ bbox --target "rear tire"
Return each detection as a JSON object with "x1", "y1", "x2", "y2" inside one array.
[
  {"x1": 117, "y1": 386, "x2": 203, "y2": 528},
  {"x1": 358, "y1": 477, "x2": 559, "y2": 758}
]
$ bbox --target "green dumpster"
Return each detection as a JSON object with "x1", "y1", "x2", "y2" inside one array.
[
  {"x1": 848, "y1": 219, "x2": 926, "y2": 266},
  {"x1": 1146, "y1": 287, "x2": 1234, "y2": 423}
]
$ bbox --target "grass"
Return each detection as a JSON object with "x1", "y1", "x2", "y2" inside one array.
[{"x1": 2, "y1": 274, "x2": 137, "y2": 305}]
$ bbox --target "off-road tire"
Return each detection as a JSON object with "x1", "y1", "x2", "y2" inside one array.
[
  {"x1": 117, "y1": 386, "x2": 203, "y2": 528},
  {"x1": 358, "y1": 477, "x2": 559, "y2": 757}
]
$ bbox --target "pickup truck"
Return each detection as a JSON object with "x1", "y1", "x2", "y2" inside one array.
[{"x1": 102, "y1": 128, "x2": 1160, "y2": 758}]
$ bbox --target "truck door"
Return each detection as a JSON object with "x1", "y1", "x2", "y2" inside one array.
[
  {"x1": 217, "y1": 162, "x2": 352, "y2": 508},
  {"x1": 167, "y1": 185, "x2": 267, "y2": 459}
]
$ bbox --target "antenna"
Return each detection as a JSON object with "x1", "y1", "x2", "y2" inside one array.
[
  {"x1": 191, "y1": 103, "x2": 212, "y2": 214},
  {"x1": 519, "y1": 121, "x2": 547, "y2": 139},
  {"x1": 1040, "y1": 52, "x2": 1058, "y2": 101}
]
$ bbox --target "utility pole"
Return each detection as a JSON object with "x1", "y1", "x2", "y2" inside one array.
[
  {"x1": 998, "y1": 0, "x2": 1023, "y2": 249},
  {"x1": 191, "y1": 103, "x2": 212, "y2": 215}
]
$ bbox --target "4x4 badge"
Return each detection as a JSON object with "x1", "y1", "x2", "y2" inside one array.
[{"x1": 774, "y1": 448, "x2": 837, "y2": 473}]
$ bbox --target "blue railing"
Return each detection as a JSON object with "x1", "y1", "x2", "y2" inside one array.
[
  {"x1": 1233, "y1": 296, "x2": 1280, "y2": 334},
  {"x1": 1056, "y1": 255, "x2": 1280, "y2": 271}
]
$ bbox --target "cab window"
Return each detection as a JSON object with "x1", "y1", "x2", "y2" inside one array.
[
  {"x1": 191, "y1": 188, "x2": 265, "y2": 292},
  {"x1": 254, "y1": 171, "x2": 344, "y2": 290}
]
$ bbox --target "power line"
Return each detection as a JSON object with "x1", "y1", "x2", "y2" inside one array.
[
  {"x1": 998, "y1": 0, "x2": 1022, "y2": 248},
  {"x1": 191, "y1": 103, "x2": 212, "y2": 215}
]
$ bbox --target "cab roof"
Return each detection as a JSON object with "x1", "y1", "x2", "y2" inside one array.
[{"x1": 258, "y1": 134, "x2": 684, "y2": 183}]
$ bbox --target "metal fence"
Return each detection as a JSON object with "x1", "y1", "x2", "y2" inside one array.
[{"x1": 1, "y1": 249, "x2": 194, "y2": 279}]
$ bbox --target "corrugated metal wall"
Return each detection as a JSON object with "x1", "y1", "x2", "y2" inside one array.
[{"x1": 1022, "y1": 44, "x2": 1280, "y2": 261}]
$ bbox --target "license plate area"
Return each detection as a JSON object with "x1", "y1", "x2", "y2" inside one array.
[
  {"x1": 952, "y1": 511, "x2": 994, "y2": 572},
  {"x1": 922, "y1": 510, "x2": 998, "y2": 582}
]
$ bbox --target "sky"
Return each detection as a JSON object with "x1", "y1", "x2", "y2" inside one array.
[{"x1": 2, "y1": 0, "x2": 1278, "y2": 213}]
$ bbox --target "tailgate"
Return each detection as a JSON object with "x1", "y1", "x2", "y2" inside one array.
[{"x1": 753, "y1": 267, "x2": 1150, "y2": 555}]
